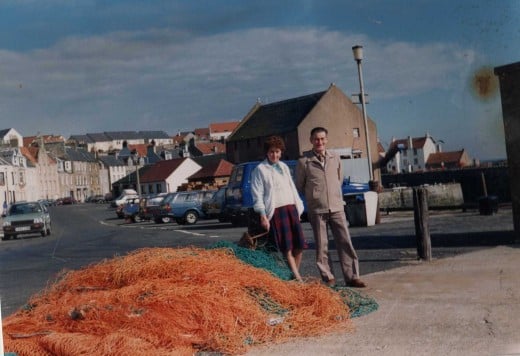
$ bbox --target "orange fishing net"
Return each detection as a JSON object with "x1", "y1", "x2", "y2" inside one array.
[{"x1": 3, "y1": 247, "x2": 353, "y2": 355}]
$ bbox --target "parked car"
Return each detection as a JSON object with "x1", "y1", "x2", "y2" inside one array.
[
  {"x1": 201, "y1": 186, "x2": 229, "y2": 222},
  {"x1": 37, "y1": 199, "x2": 56, "y2": 207},
  {"x1": 138, "y1": 193, "x2": 167, "y2": 221},
  {"x1": 122, "y1": 197, "x2": 142, "y2": 222},
  {"x1": 2, "y1": 201, "x2": 52, "y2": 240},
  {"x1": 59, "y1": 196, "x2": 77, "y2": 205},
  {"x1": 111, "y1": 189, "x2": 139, "y2": 207},
  {"x1": 225, "y1": 160, "x2": 370, "y2": 226},
  {"x1": 87, "y1": 195, "x2": 106, "y2": 203},
  {"x1": 152, "y1": 190, "x2": 216, "y2": 225}
]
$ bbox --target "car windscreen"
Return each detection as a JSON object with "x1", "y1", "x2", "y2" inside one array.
[{"x1": 9, "y1": 203, "x2": 41, "y2": 215}]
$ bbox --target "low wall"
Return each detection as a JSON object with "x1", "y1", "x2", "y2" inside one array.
[
  {"x1": 379, "y1": 183, "x2": 464, "y2": 210},
  {"x1": 381, "y1": 167, "x2": 510, "y2": 204}
]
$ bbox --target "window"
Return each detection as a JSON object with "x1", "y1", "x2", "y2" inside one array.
[
  {"x1": 0, "y1": 172, "x2": 4, "y2": 186},
  {"x1": 156, "y1": 184, "x2": 162, "y2": 193},
  {"x1": 413, "y1": 148, "x2": 418, "y2": 155},
  {"x1": 414, "y1": 158, "x2": 418, "y2": 165},
  {"x1": 353, "y1": 128, "x2": 360, "y2": 138}
]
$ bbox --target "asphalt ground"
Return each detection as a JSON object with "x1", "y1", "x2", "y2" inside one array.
[{"x1": 96, "y1": 205, "x2": 517, "y2": 284}]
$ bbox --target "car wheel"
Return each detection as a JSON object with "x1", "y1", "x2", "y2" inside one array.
[
  {"x1": 41, "y1": 229, "x2": 47, "y2": 237},
  {"x1": 47, "y1": 226, "x2": 52, "y2": 236},
  {"x1": 184, "y1": 210, "x2": 198, "y2": 225},
  {"x1": 2, "y1": 234, "x2": 10, "y2": 241},
  {"x1": 134, "y1": 215, "x2": 142, "y2": 223},
  {"x1": 161, "y1": 216, "x2": 172, "y2": 224}
]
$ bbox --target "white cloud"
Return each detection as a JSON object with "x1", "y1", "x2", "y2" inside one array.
[{"x1": 0, "y1": 26, "x2": 480, "y2": 138}]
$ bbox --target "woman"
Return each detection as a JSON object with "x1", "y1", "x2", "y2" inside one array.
[{"x1": 251, "y1": 136, "x2": 306, "y2": 282}]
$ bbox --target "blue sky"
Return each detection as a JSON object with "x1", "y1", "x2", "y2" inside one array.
[{"x1": 0, "y1": 0, "x2": 518, "y2": 160}]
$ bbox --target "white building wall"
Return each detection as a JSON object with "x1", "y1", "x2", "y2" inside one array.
[
  {"x1": 209, "y1": 131, "x2": 233, "y2": 141},
  {"x1": 23, "y1": 166, "x2": 39, "y2": 201},
  {"x1": 99, "y1": 167, "x2": 110, "y2": 195},
  {"x1": 89, "y1": 142, "x2": 113, "y2": 152},
  {"x1": 0, "y1": 128, "x2": 23, "y2": 148},
  {"x1": 164, "y1": 159, "x2": 202, "y2": 192},
  {"x1": 152, "y1": 138, "x2": 173, "y2": 146}
]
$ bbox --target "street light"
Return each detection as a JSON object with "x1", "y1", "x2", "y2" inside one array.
[
  {"x1": 352, "y1": 45, "x2": 374, "y2": 181},
  {"x1": 134, "y1": 157, "x2": 143, "y2": 197}
]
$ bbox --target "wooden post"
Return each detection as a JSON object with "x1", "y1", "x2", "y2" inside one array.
[
  {"x1": 481, "y1": 171, "x2": 488, "y2": 197},
  {"x1": 413, "y1": 187, "x2": 432, "y2": 261}
]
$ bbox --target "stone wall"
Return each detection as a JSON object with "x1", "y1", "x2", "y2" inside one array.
[
  {"x1": 381, "y1": 166, "x2": 509, "y2": 204},
  {"x1": 379, "y1": 183, "x2": 464, "y2": 210}
]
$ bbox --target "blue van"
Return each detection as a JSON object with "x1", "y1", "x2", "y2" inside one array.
[{"x1": 225, "y1": 160, "x2": 369, "y2": 226}]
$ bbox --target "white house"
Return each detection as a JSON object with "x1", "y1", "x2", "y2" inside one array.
[
  {"x1": 208, "y1": 121, "x2": 240, "y2": 141},
  {"x1": 68, "y1": 131, "x2": 173, "y2": 153},
  {"x1": 0, "y1": 128, "x2": 23, "y2": 148},
  {"x1": 386, "y1": 134, "x2": 439, "y2": 173}
]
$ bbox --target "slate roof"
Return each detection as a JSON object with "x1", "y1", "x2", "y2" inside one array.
[
  {"x1": 227, "y1": 90, "x2": 327, "y2": 141},
  {"x1": 0, "y1": 128, "x2": 11, "y2": 137},
  {"x1": 98, "y1": 155, "x2": 126, "y2": 167},
  {"x1": 64, "y1": 148, "x2": 97, "y2": 162},
  {"x1": 69, "y1": 134, "x2": 95, "y2": 144},
  {"x1": 86, "y1": 133, "x2": 111, "y2": 142},
  {"x1": 105, "y1": 131, "x2": 141, "y2": 140},
  {"x1": 160, "y1": 148, "x2": 184, "y2": 160},
  {"x1": 138, "y1": 131, "x2": 171, "y2": 139},
  {"x1": 191, "y1": 154, "x2": 227, "y2": 168},
  {"x1": 69, "y1": 131, "x2": 171, "y2": 143}
]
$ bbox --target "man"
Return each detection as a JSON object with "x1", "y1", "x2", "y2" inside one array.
[{"x1": 295, "y1": 127, "x2": 366, "y2": 288}]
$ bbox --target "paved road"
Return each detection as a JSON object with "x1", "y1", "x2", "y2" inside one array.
[{"x1": 0, "y1": 204, "x2": 515, "y2": 318}]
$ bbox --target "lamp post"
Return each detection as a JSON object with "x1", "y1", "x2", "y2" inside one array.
[
  {"x1": 352, "y1": 45, "x2": 374, "y2": 181},
  {"x1": 135, "y1": 157, "x2": 142, "y2": 197}
]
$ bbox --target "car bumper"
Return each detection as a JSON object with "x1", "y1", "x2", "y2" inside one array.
[{"x1": 3, "y1": 223, "x2": 45, "y2": 236}]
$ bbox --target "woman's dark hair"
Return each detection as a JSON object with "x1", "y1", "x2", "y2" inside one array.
[{"x1": 264, "y1": 135, "x2": 285, "y2": 153}]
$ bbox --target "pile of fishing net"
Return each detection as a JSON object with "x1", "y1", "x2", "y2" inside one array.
[{"x1": 3, "y1": 245, "x2": 377, "y2": 355}]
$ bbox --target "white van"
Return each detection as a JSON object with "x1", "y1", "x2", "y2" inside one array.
[{"x1": 112, "y1": 189, "x2": 139, "y2": 207}]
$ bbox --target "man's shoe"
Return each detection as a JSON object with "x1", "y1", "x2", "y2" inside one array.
[
  {"x1": 347, "y1": 279, "x2": 367, "y2": 288},
  {"x1": 324, "y1": 279, "x2": 336, "y2": 287}
]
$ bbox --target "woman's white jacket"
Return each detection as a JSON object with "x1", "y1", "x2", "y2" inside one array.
[{"x1": 251, "y1": 159, "x2": 305, "y2": 220}]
